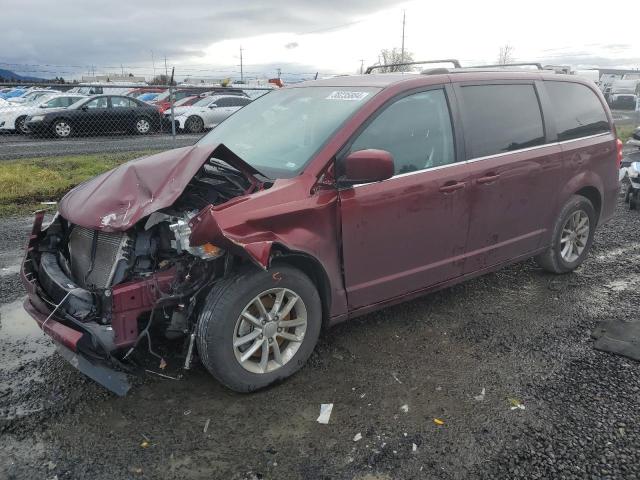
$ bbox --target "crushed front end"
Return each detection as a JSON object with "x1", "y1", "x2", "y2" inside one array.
[{"x1": 21, "y1": 147, "x2": 262, "y2": 395}]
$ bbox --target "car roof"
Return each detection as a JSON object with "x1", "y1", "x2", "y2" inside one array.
[{"x1": 288, "y1": 70, "x2": 595, "y2": 90}]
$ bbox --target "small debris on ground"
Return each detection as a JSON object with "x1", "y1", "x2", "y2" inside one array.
[
  {"x1": 353, "y1": 432, "x2": 362, "y2": 442},
  {"x1": 400, "y1": 404, "x2": 409, "y2": 413},
  {"x1": 203, "y1": 418, "x2": 210, "y2": 433},
  {"x1": 508, "y1": 398, "x2": 526, "y2": 410},
  {"x1": 140, "y1": 440, "x2": 149, "y2": 449},
  {"x1": 392, "y1": 373, "x2": 403, "y2": 384},
  {"x1": 412, "y1": 443, "x2": 418, "y2": 452},
  {"x1": 317, "y1": 403, "x2": 334, "y2": 424},
  {"x1": 433, "y1": 418, "x2": 445, "y2": 426},
  {"x1": 474, "y1": 388, "x2": 486, "y2": 401}
]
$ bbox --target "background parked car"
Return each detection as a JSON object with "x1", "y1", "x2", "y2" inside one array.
[
  {"x1": 8, "y1": 89, "x2": 60, "y2": 104},
  {"x1": 25, "y1": 94, "x2": 161, "y2": 138},
  {"x1": 0, "y1": 88, "x2": 27, "y2": 99},
  {"x1": 126, "y1": 87, "x2": 166, "y2": 98},
  {"x1": 137, "y1": 92, "x2": 160, "y2": 102},
  {"x1": 0, "y1": 93, "x2": 86, "y2": 134},
  {"x1": 164, "y1": 94, "x2": 252, "y2": 133}
]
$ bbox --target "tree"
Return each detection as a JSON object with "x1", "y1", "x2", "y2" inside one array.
[
  {"x1": 376, "y1": 48, "x2": 415, "y2": 72},
  {"x1": 498, "y1": 44, "x2": 514, "y2": 65},
  {"x1": 149, "y1": 74, "x2": 172, "y2": 85}
]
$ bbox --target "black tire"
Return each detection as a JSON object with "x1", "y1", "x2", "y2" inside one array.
[
  {"x1": 535, "y1": 195, "x2": 596, "y2": 274},
  {"x1": 15, "y1": 115, "x2": 29, "y2": 134},
  {"x1": 185, "y1": 115, "x2": 204, "y2": 134},
  {"x1": 52, "y1": 119, "x2": 73, "y2": 138},
  {"x1": 196, "y1": 264, "x2": 322, "y2": 392},
  {"x1": 134, "y1": 116, "x2": 152, "y2": 135}
]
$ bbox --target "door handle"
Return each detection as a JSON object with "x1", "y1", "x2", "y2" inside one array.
[
  {"x1": 476, "y1": 173, "x2": 500, "y2": 184},
  {"x1": 439, "y1": 181, "x2": 466, "y2": 193}
]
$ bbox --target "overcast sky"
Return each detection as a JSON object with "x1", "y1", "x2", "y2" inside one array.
[{"x1": 1, "y1": 0, "x2": 638, "y2": 80}]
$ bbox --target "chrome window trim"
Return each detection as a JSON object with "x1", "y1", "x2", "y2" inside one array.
[{"x1": 352, "y1": 131, "x2": 613, "y2": 188}]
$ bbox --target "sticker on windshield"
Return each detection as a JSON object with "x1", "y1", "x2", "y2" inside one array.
[{"x1": 326, "y1": 91, "x2": 370, "y2": 101}]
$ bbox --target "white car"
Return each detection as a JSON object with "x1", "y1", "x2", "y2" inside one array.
[
  {"x1": 8, "y1": 89, "x2": 60, "y2": 104},
  {"x1": 164, "y1": 95, "x2": 252, "y2": 133},
  {"x1": 0, "y1": 93, "x2": 86, "y2": 134}
]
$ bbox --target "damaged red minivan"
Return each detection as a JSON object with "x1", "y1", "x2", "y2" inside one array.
[{"x1": 22, "y1": 69, "x2": 620, "y2": 394}]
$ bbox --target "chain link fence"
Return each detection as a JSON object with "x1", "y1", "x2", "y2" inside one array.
[{"x1": 0, "y1": 82, "x2": 274, "y2": 159}]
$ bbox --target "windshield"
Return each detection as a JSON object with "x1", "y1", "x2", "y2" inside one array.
[{"x1": 198, "y1": 86, "x2": 380, "y2": 178}]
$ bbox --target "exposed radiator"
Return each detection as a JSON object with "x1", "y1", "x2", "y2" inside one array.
[{"x1": 68, "y1": 226, "x2": 130, "y2": 289}]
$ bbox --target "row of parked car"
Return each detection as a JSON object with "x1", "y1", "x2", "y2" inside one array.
[{"x1": 0, "y1": 85, "x2": 261, "y2": 138}]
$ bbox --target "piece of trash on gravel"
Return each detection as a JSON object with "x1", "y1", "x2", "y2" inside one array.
[
  {"x1": 353, "y1": 432, "x2": 363, "y2": 441},
  {"x1": 400, "y1": 404, "x2": 409, "y2": 413},
  {"x1": 433, "y1": 418, "x2": 445, "y2": 426},
  {"x1": 508, "y1": 398, "x2": 526, "y2": 410},
  {"x1": 140, "y1": 440, "x2": 150, "y2": 449},
  {"x1": 145, "y1": 369, "x2": 180, "y2": 380},
  {"x1": 317, "y1": 403, "x2": 334, "y2": 424},
  {"x1": 474, "y1": 388, "x2": 486, "y2": 401},
  {"x1": 412, "y1": 443, "x2": 418, "y2": 452},
  {"x1": 203, "y1": 418, "x2": 210, "y2": 433},
  {"x1": 392, "y1": 373, "x2": 403, "y2": 384}
]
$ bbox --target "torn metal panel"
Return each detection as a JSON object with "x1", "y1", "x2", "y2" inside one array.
[{"x1": 58, "y1": 144, "x2": 263, "y2": 232}]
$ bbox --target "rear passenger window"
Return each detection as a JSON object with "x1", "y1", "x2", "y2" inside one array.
[
  {"x1": 349, "y1": 90, "x2": 455, "y2": 175},
  {"x1": 460, "y1": 84, "x2": 545, "y2": 158},
  {"x1": 545, "y1": 81, "x2": 610, "y2": 141}
]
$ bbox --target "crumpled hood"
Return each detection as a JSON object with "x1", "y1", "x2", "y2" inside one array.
[{"x1": 58, "y1": 144, "x2": 263, "y2": 232}]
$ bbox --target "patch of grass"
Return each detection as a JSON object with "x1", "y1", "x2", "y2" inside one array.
[
  {"x1": 0, "y1": 150, "x2": 160, "y2": 217},
  {"x1": 617, "y1": 125, "x2": 636, "y2": 144}
]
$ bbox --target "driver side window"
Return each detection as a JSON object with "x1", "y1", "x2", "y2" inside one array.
[{"x1": 349, "y1": 89, "x2": 455, "y2": 175}]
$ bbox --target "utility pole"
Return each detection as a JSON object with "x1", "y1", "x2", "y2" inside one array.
[
  {"x1": 239, "y1": 46, "x2": 244, "y2": 83},
  {"x1": 151, "y1": 50, "x2": 156, "y2": 79},
  {"x1": 164, "y1": 56, "x2": 168, "y2": 78},
  {"x1": 359, "y1": 59, "x2": 365, "y2": 74},
  {"x1": 401, "y1": 10, "x2": 406, "y2": 64},
  {"x1": 121, "y1": 64, "x2": 124, "y2": 76}
]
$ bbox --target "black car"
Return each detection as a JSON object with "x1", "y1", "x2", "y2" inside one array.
[{"x1": 25, "y1": 95, "x2": 162, "y2": 138}]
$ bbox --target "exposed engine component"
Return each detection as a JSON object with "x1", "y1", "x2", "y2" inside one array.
[{"x1": 169, "y1": 216, "x2": 224, "y2": 260}]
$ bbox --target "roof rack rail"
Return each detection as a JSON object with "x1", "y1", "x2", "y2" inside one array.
[
  {"x1": 467, "y1": 62, "x2": 543, "y2": 70},
  {"x1": 365, "y1": 59, "x2": 461, "y2": 74}
]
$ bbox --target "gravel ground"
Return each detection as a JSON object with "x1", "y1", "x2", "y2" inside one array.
[
  {"x1": 1, "y1": 192, "x2": 639, "y2": 480},
  {"x1": 0, "y1": 132, "x2": 200, "y2": 160}
]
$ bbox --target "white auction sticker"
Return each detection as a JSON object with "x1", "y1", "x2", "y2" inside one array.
[{"x1": 326, "y1": 91, "x2": 369, "y2": 101}]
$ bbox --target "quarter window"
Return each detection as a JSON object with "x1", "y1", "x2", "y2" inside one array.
[
  {"x1": 545, "y1": 81, "x2": 610, "y2": 141},
  {"x1": 349, "y1": 90, "x2": 455, "y2": 175},
  {"x1": 459, "y1": 84, "x2": 545, "y2": 158},
  {"x1": 84, "y1": 97, "x2": 108, "y2": 109}
]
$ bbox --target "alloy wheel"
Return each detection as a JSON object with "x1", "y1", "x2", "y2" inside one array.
[
  {"x1": 16, "y1": 116, "x2": 29, "y2": 134},
  {"x1": 560, "y1": 209, "x2": 590, "y2": 263},
  {"x1": 136, "y1": 118, "x2": 150, "y2": 134},
  {"x1": 54, "y1": 121, "x2": 71, "y2": 138},
  {"x1": 233, "y1": 288, "x2": 307, "y2": 374}
]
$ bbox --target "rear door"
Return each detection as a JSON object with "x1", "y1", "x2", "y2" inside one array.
[
  {"x1": 79, "y1": 96, "x2": 109, "y2": 133},
  {"x1": 339, "y1": 87, "x2": 472, "y2": 309},
  {"x1": 455, "y1": 82, "x2": 564, "y2": 272},
  {"x1": 110, "y1": 96, "x2": 138, "y2": 132}
]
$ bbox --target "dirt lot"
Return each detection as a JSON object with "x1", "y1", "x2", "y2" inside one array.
[{"x1": 1, "y1": 192, "x2": 640, "y2": 480}]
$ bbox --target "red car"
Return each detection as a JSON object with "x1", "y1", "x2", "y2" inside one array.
[{"x1": 22, "y1": 68, "x2": 620, "y2": 395}]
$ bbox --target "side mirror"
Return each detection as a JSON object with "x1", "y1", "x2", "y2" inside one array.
[
  {"x1": 340, "y1": 149, "x2": 394, "y2": 185},
  {"x1": 81, "y1": 105, "x2": 88, "y2": 111},
  {"x1": 208, "y1": 103, "x2": 218, "y2": 108}
]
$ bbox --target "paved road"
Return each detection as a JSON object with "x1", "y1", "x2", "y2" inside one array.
[
  {"x1": 3, "y1": 192, "x2": 640, "y2": 479},
  {"x1": 0, "y1": 133, "x2": 201, "y2": 160}
]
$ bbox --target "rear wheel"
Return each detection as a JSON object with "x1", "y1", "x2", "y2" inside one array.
[
  {"x1": 15, "y1": 116, "x2": 29, "y2": 134},
  {"x1": 185, "y1": 115, "x2": 204, "y2": 134},
  {"x1": 196, "y1": 265, "x2": 322, "y2": 392},
  {"x1": 535, "y1": 195, "x2": 596, "y2": 273},
  {"x1": 134, "y1": 116, "x2": 151, "y2": 135},
  {"x1": 52, "y1": 119, "x2": 72, "y2": 138}
]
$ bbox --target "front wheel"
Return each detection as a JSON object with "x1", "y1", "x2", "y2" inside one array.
[
  {"x1": 185, "y1": 115, "x2": 204, "y2": 134},
  {"x1": 535, "y1": 195, "x2": 596, "y2": 274},
  {"x1": 196, "y1": 265, "x2": 322, "y2": 392},
  {"x1": 52, "y1": 119, "x2": 72, "y2": 138}
]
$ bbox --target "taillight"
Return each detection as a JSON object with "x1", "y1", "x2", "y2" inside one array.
[{"x1": 616, "y1": 138, "x2": 624, "y2": 169}]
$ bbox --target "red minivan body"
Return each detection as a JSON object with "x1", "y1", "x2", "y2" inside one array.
[{"x1": 21, "y1": 70, "x2": 619, "y2": 393}]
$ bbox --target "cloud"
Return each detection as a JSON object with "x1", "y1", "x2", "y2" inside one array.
[
  {"x1": 0, "y1": 0, "x2": 402, "y2": 76},
  {"x1": 284, "y1": 42, "x2": 299, "y2": 50}
]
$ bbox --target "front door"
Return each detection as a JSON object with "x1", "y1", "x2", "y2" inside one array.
[
  {"x1": 339, "y1": 88, "x2": 472, "y2": 310},
  {"x1": 81, "y1": 96, "x2": 110, "y2": 133}
]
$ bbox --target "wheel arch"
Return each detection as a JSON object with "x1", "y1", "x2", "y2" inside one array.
[
  {"x1": 574, "y1": 185, "x2": 602, "y2": 222},
  {"x1": 270, "y1": 246, "x2": 332, "y2": 327}
]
